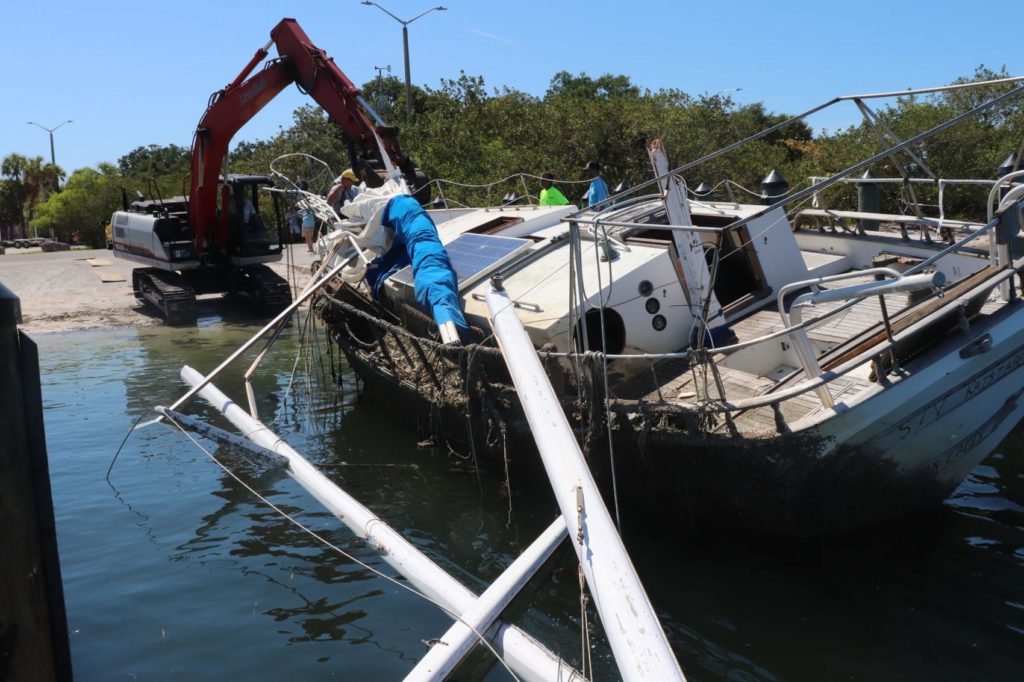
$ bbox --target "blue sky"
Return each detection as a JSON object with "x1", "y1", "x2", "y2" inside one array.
[{"x1": 3, "y1": 0, "x2": 1021, "y2": 174}]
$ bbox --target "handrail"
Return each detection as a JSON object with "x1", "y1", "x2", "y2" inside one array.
[
  {"x1": 775, "y1": 267, "x2": 903, "y2": 326},
  {"x1": 838, "y1": 75, "x2": 1024, "y2": 101},
  {"x1": 570, "y1": 83, "x2": 1021, "y2": 241},
  {"x1": 783, "y1": 270, "x2": 945, "y2": 408},
  {"x1": 613, "y1": 265, "x2": 1021, "y2": 415},
  {"x1": 708, "y1": 86, "x2": 1024, "y2": 239},
  {"x1": 559, "y1": 79, "x2": 1024, "y2": 221}
]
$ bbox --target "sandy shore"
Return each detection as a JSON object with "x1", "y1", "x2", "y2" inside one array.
[{"x1": 0, "y1": 245, "x2": 317, "y2": 334}]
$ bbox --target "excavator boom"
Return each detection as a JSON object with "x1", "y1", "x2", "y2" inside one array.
[
  {"x1": 190, "y1": 17, "x2": 403, "y2": 254},
  {"x1": 114, "y1": 18, "x2": 405, "y2": 325}
]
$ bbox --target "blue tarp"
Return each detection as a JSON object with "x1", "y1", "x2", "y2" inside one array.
[{"x1": 365, "y1": 195, "x2": 469, "y2": 337}]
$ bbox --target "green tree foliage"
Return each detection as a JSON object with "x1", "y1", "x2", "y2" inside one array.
[
  {"x1": 1, "y1": 154, "x2": 28, "y2": 238},
  {"x1": 117, "y1": 143, "x2": 191, "y2": 200},
  {"x1": 799, "y1": 65, "x2": 1024, "y2": 218},
  {"x1": 14, "y1": 66, "x2": 1023, "y2": 237},
  {"x1": 231, "y1": 105, "x2": 350, "y2": 182},
  {"x1": 1, "y1": 153, "x2": 63, "y2": 238},
  {"x1": 30, "y1": 165, "x2": 123, "y2": 246},
  {"x1": 361, "y1": 74, "x2": 428, "y2": 121}
]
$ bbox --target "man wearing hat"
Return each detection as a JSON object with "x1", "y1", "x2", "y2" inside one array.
[
  {"x1": 327, "y1": 168, "x2": 361, "y2": 216},
  {"x1": 583, "y1": 161, "x2": 609, "y2": 208}
]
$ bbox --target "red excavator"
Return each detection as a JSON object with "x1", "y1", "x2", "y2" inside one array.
[{"x1": 111, "y1": 18, "x2": 419, "y2": 324}]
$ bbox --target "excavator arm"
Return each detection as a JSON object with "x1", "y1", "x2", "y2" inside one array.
[{"x1": 189, "y1": 18, "x2": 403, "y2": 254}]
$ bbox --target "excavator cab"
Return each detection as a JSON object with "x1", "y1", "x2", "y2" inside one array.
[{"x1": 221, "y1": 175, "x2": 284, "y2": 263}]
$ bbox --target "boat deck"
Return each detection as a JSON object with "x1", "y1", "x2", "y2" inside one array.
[
  {"x1": 653, "y1": 363, "x2": 875, "y2": 433},
  {"x1": 631, "y1": 265, "x2": 1002, "y2": 434}
]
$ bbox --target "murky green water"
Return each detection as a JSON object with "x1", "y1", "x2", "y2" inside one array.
[{"x1": 38, "y1": 316, "x2": 1024, "y2": 680}]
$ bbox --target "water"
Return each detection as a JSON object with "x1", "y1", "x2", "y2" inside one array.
[{"x1": 37, "y1": 319, "x2": 1024, "y2": 680}]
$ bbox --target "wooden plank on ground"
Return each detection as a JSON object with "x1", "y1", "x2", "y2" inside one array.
[
  {"x1": 85, "y1": 258, "x2": 112, "y2": 267},
  {"x1": 95, "y1": 268, "x2": 126, "y2": 283}
]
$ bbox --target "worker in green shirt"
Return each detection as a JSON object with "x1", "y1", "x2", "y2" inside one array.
[{"x1": 538, "y1": 172, "x2": 570, "y2": 206}]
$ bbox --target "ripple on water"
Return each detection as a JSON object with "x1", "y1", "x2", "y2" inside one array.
[{"x1": 34, "y1": 322, "x2": 1024, "y2": 680}]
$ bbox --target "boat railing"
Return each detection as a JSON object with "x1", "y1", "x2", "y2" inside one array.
[
  {"x1": 776, "y1": 268, "x2": 946, "y2": 408},
  {"x1": 566, "y1": 76, "x2": 1024, "y2": 226},
  {"x1": 548, "y1": 211, "x2": 1015, "y2": 415},
  {"x1": 805, "y1": 175, "x2": 999, "y2": 241},
  {"x1": 602, "y1": 264, "x2": 1020, "y2": 416},
  {"x1": 423, "y1": 171, "x2": 730, "y2": 211}
]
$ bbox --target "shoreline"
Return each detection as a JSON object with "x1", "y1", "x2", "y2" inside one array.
[{"x1": 0, "y1": 245, "x2": 316, "y2": 335}]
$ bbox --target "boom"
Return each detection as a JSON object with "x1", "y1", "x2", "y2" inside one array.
[{"x1": 189, "y1": 18, "x2": 402, "y2": 254}]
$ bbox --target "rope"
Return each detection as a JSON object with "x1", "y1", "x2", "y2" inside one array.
[{"x1": 162, "y1": 412, "x2": 523, "y2": 681}]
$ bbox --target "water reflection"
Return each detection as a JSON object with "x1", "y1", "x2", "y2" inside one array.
[{"x1": 40, "y1": 323, "x2": 1024, "y2": 680}]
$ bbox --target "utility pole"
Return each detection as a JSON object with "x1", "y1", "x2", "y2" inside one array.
[{"x1": 360, "y1": 2, "x2": 447, "y2": 120}]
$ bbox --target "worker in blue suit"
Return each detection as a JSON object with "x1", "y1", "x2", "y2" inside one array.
[{"x1": 365, "y1": 195, "x2": 469, "y2": 342}]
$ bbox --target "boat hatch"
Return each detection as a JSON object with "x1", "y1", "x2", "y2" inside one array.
[
  {"x1": 622, "y1": 208, "x2": 769, "y2": 309},
  {"x1": 465, "y1": 215, "x2": 524, "y2": 235}
]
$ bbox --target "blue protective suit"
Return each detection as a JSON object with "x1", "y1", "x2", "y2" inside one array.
[{"x1": 364, "y1": 195, "x2": 469, "y2": 336}]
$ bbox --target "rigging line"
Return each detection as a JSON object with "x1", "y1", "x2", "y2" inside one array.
[
  {"x1": 162, "y1": 413, "x2": 524, "y2": 682},
  {"x1": 568, "y1": 228, "x2": 586, "y2": 401},
  {"x1": 430, "y1": 172, "x2": 592, "y2": 191},
  {"x1": 106, "y1": 409, "x2": 156, "y2": 482},
  {"x1": 283, "y1": 314, "x2": 306, "y2": 411},
  {"x1": 575, "y1": 491, "x2": 594, "y2": 681},
  {"x1": 467, "y1": 331, "x2": 498, "y2": 498},
  {"x1": 592, "y1": 220, "x2": 622, "y2": 531},
  {"x1": 303, "y1": 310, "x2": 316, "y2": 422},
  {"x1": 500, "y1": 421, "x2": 514, "y2": 529}
]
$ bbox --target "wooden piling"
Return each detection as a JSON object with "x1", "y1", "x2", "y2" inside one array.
[{"x1": 0, "y1": 282, "x2": 72, "y2": 681}]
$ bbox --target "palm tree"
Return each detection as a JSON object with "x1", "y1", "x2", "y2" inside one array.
[
  {"x1": 21, "y1": 156, "x2": 64, "y2": 232},
  {"x1": 1, "y1": 153, "x2": 28, "y2": 237}
]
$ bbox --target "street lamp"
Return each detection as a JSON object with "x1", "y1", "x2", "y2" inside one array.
[
  {"x1": 361, "y1": 2, "x2": 447, "y2": 120},
  {"x1": 27, "y1": 119, "x2": 73, "y2": 169}
]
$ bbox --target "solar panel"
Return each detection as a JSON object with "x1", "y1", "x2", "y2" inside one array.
[{"x1": 390, "y1": 232, "x2": 533, "y2": 291}]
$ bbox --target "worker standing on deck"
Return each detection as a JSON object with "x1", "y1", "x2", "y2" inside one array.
[
  {"x1": 538, "y1": 172, "x2": 569, "y2": 206},
  {"x1": 327, "y1": 169, "x2": 360, "y2": 216},
  {"x1": 583, "y1": 161, "x2": 609, "y2": 208}
]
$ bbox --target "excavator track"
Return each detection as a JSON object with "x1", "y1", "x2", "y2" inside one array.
[
  {"x1": 238, "y1": 264, "x2": 292, "y2": 315},
  {"x1": 132, "y1": 268, "x2": 197, "y2": 325}
]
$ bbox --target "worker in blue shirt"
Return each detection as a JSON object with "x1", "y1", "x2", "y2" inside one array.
[{"x1": 583, "y1": 161, "x2": 609, "y2": 207}]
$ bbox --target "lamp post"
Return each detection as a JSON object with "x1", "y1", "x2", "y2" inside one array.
[
  {"x1": 360, "y1": 2, "x2": 447, "y2": 120},
  {"x1": 27, "y1": 120, "x2": 73, "y2": 170}
]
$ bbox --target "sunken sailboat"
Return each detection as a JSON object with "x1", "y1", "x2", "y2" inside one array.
[{"x1": 313, "y1": 76, "x2": 1024, "y2": 535}]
